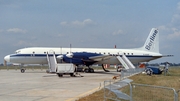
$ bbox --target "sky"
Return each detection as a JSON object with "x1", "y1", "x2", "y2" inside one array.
[{"x1": 0, "y1": 0, "x2": 180, "y2": 64}]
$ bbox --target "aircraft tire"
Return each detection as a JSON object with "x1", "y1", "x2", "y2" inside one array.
[
  {"x1": 57, "y1": 73, "x2": 63, "y2": 77},
  {"x1": 84, "y1": 68, "x2": 89, "y2": 73},
  {"x1": 117, "y1": 68, "x2": 122, "y2": 72},
  {"x1": 46, "y1": 70, "x2": 50, "y2": 73},
  {"x1": 90, "y1": 68, "x2": 94, "y2": 73},
  {"x1": 21, "y1": 69, "x2": 25, "y2": 73},
  {"x1": 145, "y1": 68, "x2": 153, "y2": 76},
  {"x1": 70, "y1": 73, "x2": 75, "y2": 77}
]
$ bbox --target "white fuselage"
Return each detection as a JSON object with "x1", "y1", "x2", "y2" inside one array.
[
  {"x1": 4, "y1": 28, "x2": 163, "y2": 65},
  {"x1": 4, "y1": 47, "x2": 162, "y2": 65}
]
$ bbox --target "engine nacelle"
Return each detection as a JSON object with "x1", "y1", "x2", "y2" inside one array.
[
  {"x1": 57, "y1": 55, "x2": 64, "y2": 59},
  {"x1": 66, "y1": 53, "x2": 73, "y2": 58}
]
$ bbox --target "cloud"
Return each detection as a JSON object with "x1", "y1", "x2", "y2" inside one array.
[
  {"x1": 167, "y1": 28, "x2": 180, "y2": 39},
  {"x1": 158, "y1": 26, "x2": 168, "y2": 30},
  {"x1": 171, "y1": 2, "x2": 180, "y2": 25},
  {"x1": 168, "y1": 2, "x2": 180, "y2": 39},
  {"x1": 7, "y1": 28, "x2": 27, "y2": 33},
  {"x1": 13, "y1": 40, "x2": 27, "y2": 46},
  {"x1": 13, "y1": 40, "x2": 35, "y2": 47},
  {"x1": 158, "y1": 2, "x2": 180, "y2": 40},
  {"x1": 60, "y1": 22, "x2": 68, "y2": 26},
  {"x1": 57, "y1": 34, "x2": 65, "y2": 37},
  {"x1": 60, "y1": 19, "x2": 96, "y2": 27},
  {"x1": 112, "y1": 29, "x2": 124, "y2": 35},
  {"x1": 171, "y1": 14, "x2": 180, "y2": 26},
  {"x1": 178, "y1": 2, "x2": 180, "y2": 10}
]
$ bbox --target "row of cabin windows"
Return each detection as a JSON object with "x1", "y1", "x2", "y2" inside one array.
[
  {"x1": 14, "y1": 49, "x2": 134, "y2": 56},
  {"x1": 96, "y1": 52, "x2": 134, "y2": 55},
  {"x1": 29, "y1": 51, "x2": 134, "y2": 56},
  {"x1": 62, "y1": 52, "x2": 134, "y2": 55},
  {"x1": 15, "y1": 50, "x2": 134, "y2": 56},
  {"x1": 32, "y1": 52, "x2": 134, "y2": 56}
]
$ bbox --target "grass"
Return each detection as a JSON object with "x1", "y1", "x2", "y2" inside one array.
[{"x1": 76, "y1": 66, "x2": 180, "y2": 101}]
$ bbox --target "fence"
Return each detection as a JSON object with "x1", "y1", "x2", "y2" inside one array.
[
  {"x1": 120, "y1": 68, "x2": 144, "y2": 80},
  {"x1": 177, "y1": 89, "x2": 180, "y2": 101},
  {"x1": 104, "y1": 79, "x2": 133, "y2": 101},
  {"x1": 132, "y1": 83, "x2": 177, "y2": 101},
  {"x1": 104, "y1": 79, "x2": 179, "y2": 101}
]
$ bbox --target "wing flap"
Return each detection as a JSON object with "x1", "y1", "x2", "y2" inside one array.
[{"x1": 89, "y1": 55, "x2": 112, "y2": 61}]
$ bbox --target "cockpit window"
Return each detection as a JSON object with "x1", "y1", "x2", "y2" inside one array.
[{"x1": 15, "y1": 50, "x2": 21, "y2": 54}]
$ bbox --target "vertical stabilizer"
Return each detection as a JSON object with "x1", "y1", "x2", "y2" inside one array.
[{"x1": 141, "y1": 28, "x2": 159, "y2": 53}]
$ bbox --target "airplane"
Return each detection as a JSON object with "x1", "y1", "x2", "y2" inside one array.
[{"x1": 4, "y1": 28, "x2": 166, "y2": 73}]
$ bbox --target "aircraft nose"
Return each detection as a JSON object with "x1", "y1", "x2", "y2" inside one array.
[{"x1": 4, "y1": 55, "x2": 10, "y2": 62}]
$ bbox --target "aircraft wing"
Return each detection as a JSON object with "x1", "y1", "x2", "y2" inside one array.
[{"x1": 89, "y1": 55, "x2": 112, "y2": 61}]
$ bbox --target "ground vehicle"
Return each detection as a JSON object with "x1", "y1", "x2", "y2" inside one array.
[
  {"x1": 145, "y1": 66, "x2": 163, "y2": 75},
  {"x1": 56, "y1": 64, "x2": 75, "y2": 77}
]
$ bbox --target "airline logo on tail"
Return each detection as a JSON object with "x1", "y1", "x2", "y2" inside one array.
[{"x1": 145, "y1": 29, "x2": 158, "y2": 50}]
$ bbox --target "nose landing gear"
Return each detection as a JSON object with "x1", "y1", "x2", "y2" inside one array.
[{"x1": 20, "y1": 68, "x2": 26, "y2": 73}]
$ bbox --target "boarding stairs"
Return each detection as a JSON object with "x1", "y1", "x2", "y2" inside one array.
[
  {"x1": 116, "y1": 54, "x2": 136, "y2": 69},
  {"x1": 46, "y1": 51, "x2": 57, "y2": 73},
  {"x1": 46, "y1": 52, "x2": 80, "y2": 77}
]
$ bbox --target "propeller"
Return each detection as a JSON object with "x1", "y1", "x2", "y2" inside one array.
[
  {"x1": 57, "y1": 44, "x2": 74, "y2": 59},
  {"x1": 66, "y1": 44, "x2": 73, "y2": 58},
  {"x1": 57, "y1": 47, "x2": 63, "y2": 60},
  {"x1": 57, "y1": 55, "x2": 63, "y2": 59}
]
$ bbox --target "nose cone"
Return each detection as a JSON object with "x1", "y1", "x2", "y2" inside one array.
[{"x1": 4, "y1": 55, "x2": 10, "y2": 62}]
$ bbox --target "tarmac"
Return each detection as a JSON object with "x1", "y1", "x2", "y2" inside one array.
[{"x1": 0, "y1": 69, "x2": 120, "y2": 101}]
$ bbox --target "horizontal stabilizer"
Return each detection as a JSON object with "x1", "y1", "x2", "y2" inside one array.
[{"x1": 162, "y1": 55, "x2": 173, "y2": 57}]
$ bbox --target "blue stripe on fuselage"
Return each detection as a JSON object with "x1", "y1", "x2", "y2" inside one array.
[{"x1": 10, "y1": 54, "x2": 153, "y2": 58}]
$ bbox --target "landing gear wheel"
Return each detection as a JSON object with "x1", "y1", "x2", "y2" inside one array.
[
  {"x1": 70, "y1": 73, "x2": 75, "y2": 77},
  {"x1": 145, "y1": 68, "x2": 153, "y2": 76},
  {"x1": 46, "y1": 70, "x2": 50, "y2": 73},
  {"x1": 89, "y1": 68, "x2": 94, "y2": 73},
  {"x1": 84, "y1": 68, "x2": 94, "y2": 73},
  {"x1": 57, "y1": 73, "x2": 63, "y2": 77},
  {"x1": 84, "y1": 68, "x2": 89, "y2": 73},
  {"x1": 117, "y1": 67, "x2": 122, "y2": 72},
  {"x1": 21, "y1": 69, "x2": 25, "y2": 73}
]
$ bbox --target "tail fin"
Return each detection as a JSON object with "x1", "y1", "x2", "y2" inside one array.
[{"x1": 141, "y1": 28, "x2": 159, "y2": 53}]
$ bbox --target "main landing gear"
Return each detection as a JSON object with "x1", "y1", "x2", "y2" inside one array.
[
  {"x1": 83, "y1": 64, "x2": 110, "y2": 73},
  {"x1": 84, "y1": 66, "x2": 94, "y2": 73}
]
